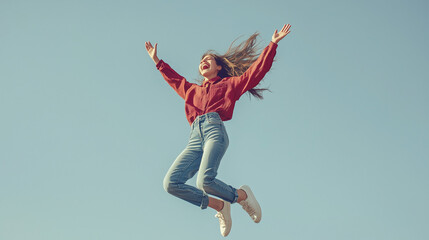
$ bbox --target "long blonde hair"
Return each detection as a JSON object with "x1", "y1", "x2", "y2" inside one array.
[{"x1": 202, "y1": 33, "x2": 269, "y2": 99}]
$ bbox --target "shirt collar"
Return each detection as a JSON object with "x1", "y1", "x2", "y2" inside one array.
[{"x1": 202, "y1": 76, "x2": 222, "y2": 87}]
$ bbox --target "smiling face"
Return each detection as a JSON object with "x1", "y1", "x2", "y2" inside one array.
[{"x1": 199, "y1": 55, "x2": 222, "y2": 80}]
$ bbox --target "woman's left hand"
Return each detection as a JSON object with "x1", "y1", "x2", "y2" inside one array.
[{"x1": 272, "y1": 24, "x2": 291, "y2": 44}]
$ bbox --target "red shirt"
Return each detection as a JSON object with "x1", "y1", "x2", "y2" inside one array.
[{"x1": 156, "y1": 41, "x2": 278, "y2": 125}]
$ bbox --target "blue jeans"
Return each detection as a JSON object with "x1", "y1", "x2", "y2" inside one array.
[{"x1": 163, "y1": 112, "x2": 239, "y2": 209}]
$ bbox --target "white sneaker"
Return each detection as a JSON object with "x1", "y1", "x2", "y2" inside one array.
[
  {"x1": 215, "y1": 201, "x2": 232, "y2": 237},
  {"x1": 239, "y1": 185, "x2": 262, "y2": 223}
]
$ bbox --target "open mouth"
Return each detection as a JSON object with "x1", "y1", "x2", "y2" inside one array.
[{"x1": 202, "y1": 64, "x2": 210, "y2": 70}]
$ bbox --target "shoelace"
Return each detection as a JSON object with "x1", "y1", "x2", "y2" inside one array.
[
  {"x1": 215, "y1": 212, "x2": 226, "y2": 227},
  {"x1": 215, "y1": 212, "x2": 224, "y2": 220},
  {"x1": 241, "y1": 201, "x2": 257, "y2": 220}
]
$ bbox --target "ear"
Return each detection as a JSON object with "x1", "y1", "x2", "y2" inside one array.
[{"x1": 217, "y1": 65, "x2": 222, "y2": 71}]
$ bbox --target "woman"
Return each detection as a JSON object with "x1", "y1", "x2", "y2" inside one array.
[{"x1": 145, "y1": 24, "x2": 291, "y2": 237}]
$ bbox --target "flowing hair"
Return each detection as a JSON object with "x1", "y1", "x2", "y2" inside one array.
[{"x1": 201, "y1": 33, "x2": 270, "y2": 99}]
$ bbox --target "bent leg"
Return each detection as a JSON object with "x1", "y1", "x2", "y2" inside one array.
[
  {"x1": 196, "y1": 139, "x2": 238, "y2": 204},
  {"x1": 163, "y1": 146, "x2": 210, "y2": 209}
]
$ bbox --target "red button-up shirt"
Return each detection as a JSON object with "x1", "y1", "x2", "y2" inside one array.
[{"x1": 156, "y1": 41, "x2": 278, "y2": 125}]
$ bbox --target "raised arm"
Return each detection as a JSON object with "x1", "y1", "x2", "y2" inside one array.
[
  {"x1": 230, "y1": 24, "x2": 292, "y2": 99},
  {"x1": 145, "y1": 41, "x2": 160, "y2": 65},
  {"x1": 145, "y1": 41, "x2": 194, "y2": 99}
]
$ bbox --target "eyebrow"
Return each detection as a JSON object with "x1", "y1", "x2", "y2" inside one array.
[
  {"x1": 201, "y1": 57, "x2": 213, "y2": 65},
  {"x1": 201, "y1": 56, "x2": 214, "y2": 61}
]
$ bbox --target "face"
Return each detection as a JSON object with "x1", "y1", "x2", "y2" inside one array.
[{"x1": 199, "y1": 55, "x2": 222, "y2": 78}]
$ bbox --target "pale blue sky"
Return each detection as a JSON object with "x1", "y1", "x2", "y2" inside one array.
[{"x1": 1, "y1": 0, "x2": 428, "y2": 239}]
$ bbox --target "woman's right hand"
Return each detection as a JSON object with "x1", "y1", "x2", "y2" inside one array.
[{"x1": 145, "y1": 41, "x2": 160, "y2": 65}]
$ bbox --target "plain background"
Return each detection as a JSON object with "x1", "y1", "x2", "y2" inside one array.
[{"x1": 1, "y1": 0, "x2": 428, "y2": 239}]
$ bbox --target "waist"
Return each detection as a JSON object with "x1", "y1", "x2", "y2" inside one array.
[{"x1": 191, "y1": 112, "x2": 222, "y2": 126}]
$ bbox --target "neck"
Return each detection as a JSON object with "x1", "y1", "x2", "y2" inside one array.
[{"x1": 204, "y1": 74, "x2": 218, "y2": 82}]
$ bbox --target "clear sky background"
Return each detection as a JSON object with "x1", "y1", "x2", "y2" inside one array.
[{"x1": 1, "y1": 0, "x2": 428, "y2": 239}]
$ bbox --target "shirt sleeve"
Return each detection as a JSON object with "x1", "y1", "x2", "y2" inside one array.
[
  {"x1": 229, "y1": 41, "x2": 278, "y2": 100},
  {"x1": 156, "y1": 60, "x2": 194, "y2": 100}
]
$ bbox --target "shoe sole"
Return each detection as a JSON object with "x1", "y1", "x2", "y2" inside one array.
[
  {"x1": 220, "y1": 201, "x2": 232, "y2": 237},
  {"x1": 240, "y1": 185, "x2": 262, "y2": 223}
]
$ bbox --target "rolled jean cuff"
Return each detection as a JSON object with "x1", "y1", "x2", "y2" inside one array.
[
  {"x1": 200, "y1": 193, "x2": 209, "y2": 209},
  {"x1": 231, "y1": 186, "x2": 239, "y2": 204}
]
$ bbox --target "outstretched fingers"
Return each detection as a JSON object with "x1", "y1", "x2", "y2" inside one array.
[
  {"x1": 281, "y1": 24, "x2": 291, "y2": 34},
  {"x1": 272, "y1": 24, "x2": 292, "y2": 44},
  {"x1": 145, "y1": 41, "x2": 153, "y2": 51},
  {"x1": 145, "y1": 41, "x2": 159, "y2": 64},
  {"x1": 145, "y1": 41, "x2": 158, "y2": 56}
]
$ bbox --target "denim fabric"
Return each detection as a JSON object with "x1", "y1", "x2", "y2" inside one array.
[{"x1": 163, "y1": 112, "x2": 239, "y2": 209}]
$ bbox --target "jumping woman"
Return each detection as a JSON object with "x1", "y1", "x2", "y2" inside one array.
[{"x1": 145, "y1": 24, "x2": 291, "y2": 237}]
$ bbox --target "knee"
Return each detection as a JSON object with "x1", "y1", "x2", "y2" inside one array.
[
  {"x1": 196, "y1": 177, "x2": 204, "y2": 191},
  {"x1": 196, "y1": 174, "x2": 215, "y2": 192},
  {"x1": 163, "y1": 175, "x2": 176, "y2": 194}
]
